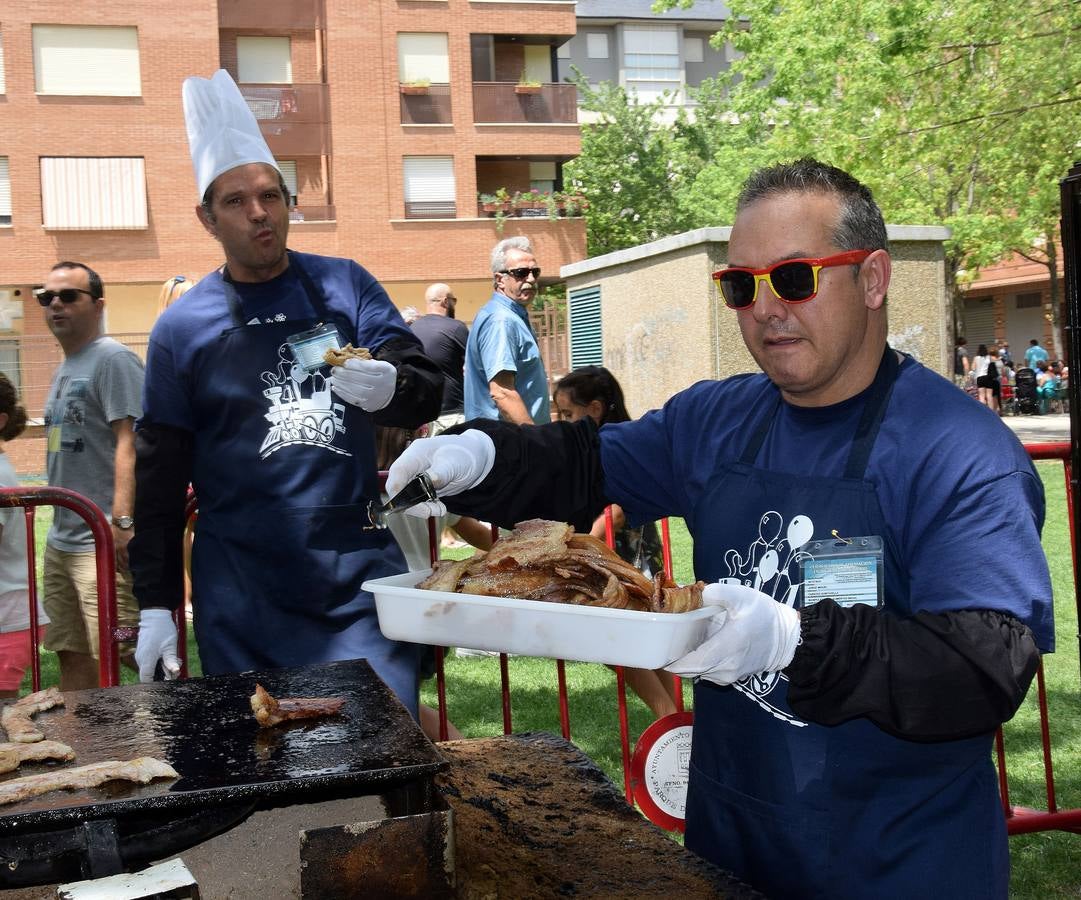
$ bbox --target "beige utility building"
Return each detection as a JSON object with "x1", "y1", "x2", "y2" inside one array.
[{"x1": 561, "y1": 225, "x2": 952, "y2": 417}]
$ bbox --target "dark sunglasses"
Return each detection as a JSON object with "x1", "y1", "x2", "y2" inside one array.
[
  {"x1": 712, "y1": 250, "x2": 871, "y2": 310},
  {"x1": 500, "y1": 266, "x2": 541, "y2": 281},
  {"x1": 34, "y1": 287, "x2": 96, "y2": 307}
]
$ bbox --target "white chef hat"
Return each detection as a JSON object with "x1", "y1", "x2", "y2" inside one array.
[{"x1": 183, "y1": 69, "x2": 280, "y2": 200}]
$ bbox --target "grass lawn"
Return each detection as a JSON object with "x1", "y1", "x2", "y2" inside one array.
[{"x1": 16, "y1": 462, "x2": 1081, "y2": 895}]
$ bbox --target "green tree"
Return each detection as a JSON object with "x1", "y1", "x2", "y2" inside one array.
[
  {"x1": 563, "y1": 75, "x2": 703, "y2": 256},
  {"x1": 657, "y1": 0, "x2": 1081, "y2": 354}
]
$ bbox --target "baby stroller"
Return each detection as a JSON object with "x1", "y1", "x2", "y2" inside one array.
[{"x1": 1013, "y1": 367, "x2": 1040, "y2": 415}]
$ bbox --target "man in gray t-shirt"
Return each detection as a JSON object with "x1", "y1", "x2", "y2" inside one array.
[{"x1": 38, "y1": 261, "x2": 144, "y2": 690}]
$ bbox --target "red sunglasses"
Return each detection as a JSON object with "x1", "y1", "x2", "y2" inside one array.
[{"x1": 712, "y1": 250, "x2": 872, "y2": 309}]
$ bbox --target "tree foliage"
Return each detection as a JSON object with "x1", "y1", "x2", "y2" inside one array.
[{"x1": 585, "y1": 0, "x2": 1081, "y2": 350}]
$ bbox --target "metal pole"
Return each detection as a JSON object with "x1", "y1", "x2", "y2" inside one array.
[{"x1": 1058, "y1": 160, "x2": 1081, "y2": 677}]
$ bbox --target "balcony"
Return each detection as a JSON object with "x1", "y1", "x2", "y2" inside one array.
[
  {"x1": 219, "y1": 0, "x2": 324, "y2": 29},
  {"x1": 472, "y1": 83, "x2": 578, "y2": 125},
  {"x1": 400, "y1": 83, "x2": 452, "y2": 125},
  {"x1": 239, "y1": 84, "x2": 330, "y2": 156}
]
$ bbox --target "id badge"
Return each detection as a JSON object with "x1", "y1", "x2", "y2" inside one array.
[
  {"x1": 799, "y1": 535, "x2": 884, "y2": 610},
  {"x1": 286, "y1": 322, "x2": 342, "y2": 373}
]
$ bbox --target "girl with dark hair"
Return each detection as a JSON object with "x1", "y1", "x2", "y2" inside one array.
[
  {"x1": 0, "y1": 374, "x2": 48, "y2": 697},
  {"x1": 553, "y1": 366, "x2": 678, "y2": 719}
]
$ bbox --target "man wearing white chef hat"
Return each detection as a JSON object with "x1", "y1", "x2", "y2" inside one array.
[
  {"x1": 130, "y1": 70, "x2": 442, "y2": 718},
  {"x1": 385, "y1": 159, "x2": 1053, "y2": 897}
]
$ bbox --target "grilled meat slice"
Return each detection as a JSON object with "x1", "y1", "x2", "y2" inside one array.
[
  {"x1": 2, "y1": 687, "x2": 65, "y2": 743},
  {"x1": 250, "y1": 683, "x2": 346, "y2": 728},
  {"x1": 0, "y1": 757, "x2": 178, "y2": 806}
]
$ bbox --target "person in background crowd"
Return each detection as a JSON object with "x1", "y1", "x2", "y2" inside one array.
[
  {"x1": 0, "y1": 374, "x2": 49, "y2": 698},
  {"x1": 954, "y1": 336, "x2": 970, "y2": 386},
  {"x1": 998, "y1": 341, "x2": 1013, "y2": 369},
  {"x1": 972, "y1": 343, "x2": 998, "y2": 412},
  {"x1": 130, "y1": 70, "x2": 442, "y2": 721},
  {"x1": 411, "y1": 283, "x2": 469, "y2": 436},
  {"x1": 156, "y1": 276, "x2": 197, "y2": 315},
  {"x1": 1035, "y1": 360, "x2": 1062, "y2": 414},
  {"x1": 464, "y1": 237, "x2": 550, "y2": 425},
  {"x1": 388, "y1": 158, "x2": 1052, "y2": 898},
  {"x1": 1025, "y1": 338, "x2": 1050, "y2": 369},
  {"x1": 38, "y1": 261, "x2": 144, "y2": 691},
  {"x1": 554, "y1": 366, "x2": 677, "y2": 720}
]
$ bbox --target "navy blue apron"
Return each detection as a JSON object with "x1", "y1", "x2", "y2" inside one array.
[
  {"x1": 188, "y1": 252, "x2": 420, "y2": 718},
  {"x1": 683, "y1": 349, "x2": 1006, "y2": 899}
]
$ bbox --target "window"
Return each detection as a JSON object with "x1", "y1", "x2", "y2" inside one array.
[
  {"x1": 403, "y1": 156, "x2": 455, "y2": 218},
  {"x1": 33, "y1": 25, "x2": 141, "y2": 96},
  {"x1": 586, "y1": 33, "x2": 609, "y2": 60},
  {"x1": 529, "y1": 161, "x2": 556, "y2": 193},
  {"x1": 237, "y1": 36, "x2": 292, "y2": 83},
  {"x1": 1016, "y1": 293, "x2": 1042, "y2": 309},
  {"x1": 0, "y1": 158, "x2": 10, "y2": 226},
  {"x1": 684, "y1": 37, "x2": 704, "y2": 64},
  {"x1": 40, "y1": 157, "x2": 148, "y2": 229},
  {"x1": 569, "y1": 286, "x2": 603, "y2": 368},
  {"x1": 557, "y1": 41, "x2": 570, "y2": 60},
  {"x1": 623, "y1": 24, "x2": 681, "y2": 102},
  {"x1": 0, "y1": 339, "x2": 18, "y2": 392},
  {"x1": 0, "y1": 30, "x2": 6, "y2": 93},
  {"x1": 277, "y1": 160, "x2": 298, "y2": 203},
  {"x1": 398, "y1": 33, "x2": 450, "y2": 84}
]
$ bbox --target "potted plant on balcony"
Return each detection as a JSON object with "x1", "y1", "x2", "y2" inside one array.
[
  {"x1": 515, "y1": 73, "x2": 543, "y2": 95},
  {"x1": 400, "y1": 78, "x2": 431, "y2": 95}
]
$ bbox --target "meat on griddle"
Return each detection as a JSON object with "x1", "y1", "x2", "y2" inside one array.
[
  {"x1": 1, "y1": 687, "x2": 64, "y2": 743},
  {"x1": 250, "y1": 684, "x2": 346, "y2": 728},
  {"x1": 0, "y1": 740, "x2": 75, "y2": 775},
  {"x1": 419, "y1": 518, "x2": 705, "y2": 613},
  {"x1": 0, "y1": 757, "x2": 178, "y2": 806}
]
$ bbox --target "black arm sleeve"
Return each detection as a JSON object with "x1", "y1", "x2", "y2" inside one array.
[
  {"x1": 372, "y1": 337, "x2": 444, "y2": 429},
  {"x1": 442, "y1": 418, "x2": 609, "y2": 533},
  {"x1": 786, "y1": 599, "x2": 1041, "y2": 742},
  {"x1": 129, "y1": 424, "x2": 194, "y2": 613}
]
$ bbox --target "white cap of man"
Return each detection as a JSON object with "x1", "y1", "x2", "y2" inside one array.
[{"x1": 183, "y1": 69, "x2": 280, "y2": 198}]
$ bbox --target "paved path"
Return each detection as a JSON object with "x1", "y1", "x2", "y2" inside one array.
[{"x1": 1002, "y1": 412, "x2": 1072, "y2": 445}]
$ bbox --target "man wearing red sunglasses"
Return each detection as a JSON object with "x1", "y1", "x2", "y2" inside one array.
[{"x1": 386, "y1": 159, "x2": 1051, "y2": 898}]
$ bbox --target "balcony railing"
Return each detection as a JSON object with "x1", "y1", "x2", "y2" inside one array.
[
  {"x1": 239, "y1": 84, "x2": 330, "y2": 156},
  {"x1": 290, "y1": 205, "x2": 336, "y2": 223},
  {"x1": 399, "y1": 84, "x2": 452, "y2": 125},
  {"x1": 219, "y1": 0, "x2": 324, "y2": 29},
  {"x1": 472, "y1": 83, "x2": 578, "y2": 125}
]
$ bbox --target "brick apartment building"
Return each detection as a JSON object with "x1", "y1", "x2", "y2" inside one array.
[{"x1": 0, "y1": 0, "x2": 584, "y2": 473}]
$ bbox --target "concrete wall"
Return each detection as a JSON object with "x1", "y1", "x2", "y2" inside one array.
[{"x1": 562, "y1": 225, "x2": 951, "y2": 417}]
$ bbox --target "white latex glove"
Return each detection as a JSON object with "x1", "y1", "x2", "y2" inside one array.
[
  {"x1": 135, "y1": 608, "x2": 181, "y2": 683},
  {"x1": 328, "y1": 357, "x2": 397, "y2": 412},
  {"x1": 386, "y1": 430, "x2": 496, "y2": 518},
  {"x1": 666, "y1": 583, "x2": 801, "y2": 686}
]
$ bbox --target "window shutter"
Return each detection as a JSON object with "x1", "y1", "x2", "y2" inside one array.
[
  {"x1": 397, "y1": 33, "x2": 450, "y2": 84},
  {"x1": 0, "y1": 30, "x2": 6, "y2": 94},
  {"x1": 41, "y1": 157, "x2": 148, "y2": 229},
  {"x1": 0, "y1": 158, "x2": 10, "y2": 224},
  {"x1": 569, "y1": 286, "x2": 603, "y2": 368},
  {"x1": 962, "y1": 297, "x2": 996, "y2": 350},
  {"x1": 33, "y1": 25, "x2": 141, "y2": 96},
  {"x1": 403, "y1": 157, "x2": 455, "y2": 218},
  {"x1": 277, "y1": 160, "x2": 298, "y2": 200},
  {"x1": 237, "y1": 36, "x2": 292, "y2": 84}
]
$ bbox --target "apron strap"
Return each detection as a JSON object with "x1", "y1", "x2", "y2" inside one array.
[
  {"x1": 843, "y1": 346, "x2": 900, "y2": 480},
  {"x1": 738, "y1": 345, "x2": 901, "y2": 479},
  {"x1": 222, "y1": 250, "x2": 332, "y2": 327}
]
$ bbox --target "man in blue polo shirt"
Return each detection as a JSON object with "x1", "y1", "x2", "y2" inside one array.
[{"x1": 464, "y1": 237, "x2": 550, "y2": 425}]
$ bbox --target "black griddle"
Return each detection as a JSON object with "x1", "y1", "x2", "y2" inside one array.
[{"x1": 0, "y1": 659, "x2": 445, "y2": 886}]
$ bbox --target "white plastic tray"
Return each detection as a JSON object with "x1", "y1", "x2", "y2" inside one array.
[{"x1": 364, "y1": 569, "x2": 715, "y2": 669}]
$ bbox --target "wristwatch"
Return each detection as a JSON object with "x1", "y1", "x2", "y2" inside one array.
[{"x1": 112, "y1": 516, "x2": 134, "y2": 530}]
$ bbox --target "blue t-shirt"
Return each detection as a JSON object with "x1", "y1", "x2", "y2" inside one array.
[
  {"x1": 599, "y1": 355, "x2": 1054, "y2": 651},
  {"x1": 464, "y1": 293, "x2": 550, "y2": 423},
  {"x1": 1025, "y1": 344, "x2": 1050, "y2": 368},
  {"x1": 141, "y1": 252, "x2": 416, "y2": 434}
]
